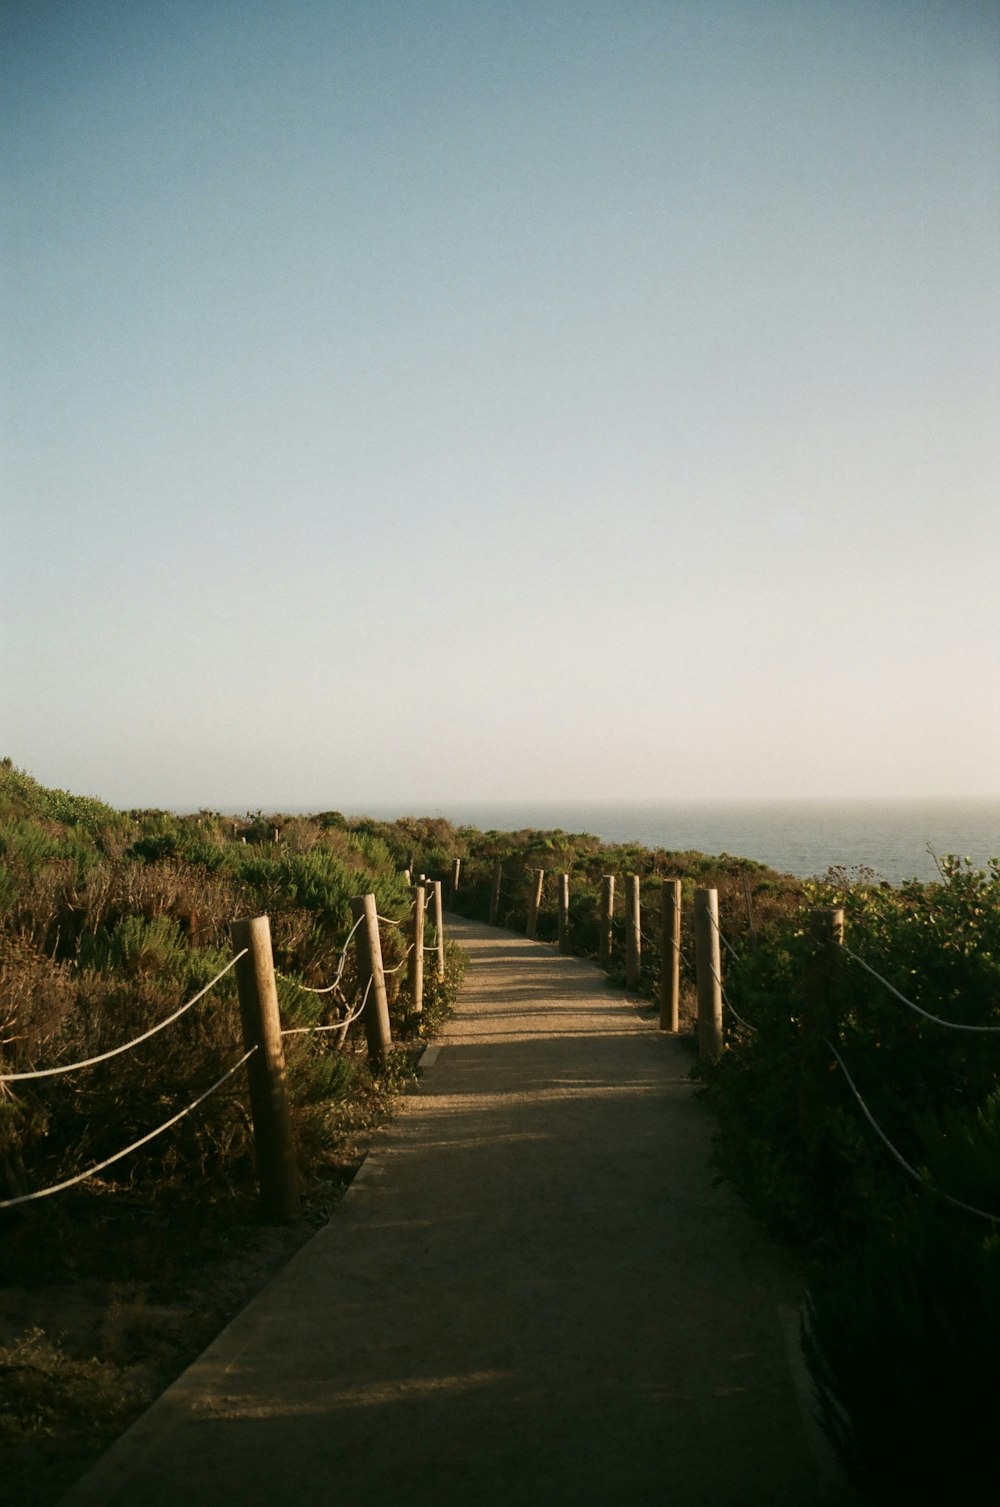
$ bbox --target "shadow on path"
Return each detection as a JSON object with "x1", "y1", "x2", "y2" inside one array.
[{"x1": 61, "y1": 917, "x2": 857, "y2": 1507}]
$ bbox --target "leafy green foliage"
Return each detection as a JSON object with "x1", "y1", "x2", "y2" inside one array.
[
  {"x1": 0, "y1": 765, "x2": 450, "y2": 1221},
  {"x1": 700, "y1": 859, "x2": 1000, "y2": 1501}
]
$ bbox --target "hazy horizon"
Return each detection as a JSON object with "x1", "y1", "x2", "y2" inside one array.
[{"x1": 5, "y1": 1, "x2": 998, "y2": 808}]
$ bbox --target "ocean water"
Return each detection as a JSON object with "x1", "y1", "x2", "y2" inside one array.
[{"x1": 355, "y1": 799, "x2": 1000, "y2": 886}]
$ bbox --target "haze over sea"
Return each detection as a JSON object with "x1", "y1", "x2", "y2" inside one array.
[{"x1": 345, "y1": 799, "x2": 1000, "y2": 887}]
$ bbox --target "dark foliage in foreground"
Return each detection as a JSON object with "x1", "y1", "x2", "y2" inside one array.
[{"x1": 700, "y1": 858, "x2": 1000, "y2": 1503}]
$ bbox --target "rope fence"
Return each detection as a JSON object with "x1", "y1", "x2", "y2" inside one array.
[
  {"x1": 0, "y1": 1047, "x2": 257, "y2": 1212},
  {"x1": 1, "y1": 886, "x2": 434, "y2": 1221},
  {"x1": 827, "y1": 1038, "x2": 998, "y2": 1224},
  {"x1": 480, "y1": 861, "x2": 997, "y2": 1227},
  {"x1": 841, "y1": 944, "x2": 1000, "y2": 1033},
  {"x1": 0, "y1": 950, "x2": 248, "y2": 1083},
  {"x1": 275, "y1": 913, "x2": 365, "y2": 995}
]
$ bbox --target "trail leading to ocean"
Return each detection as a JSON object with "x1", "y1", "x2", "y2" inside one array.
[{"x1": 62, "y1": 917, "x2": 857, "y2": 1507}]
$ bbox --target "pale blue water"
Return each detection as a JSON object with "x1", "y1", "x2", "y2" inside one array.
[{"x1": 353, "y1": 799, "x2": 1000, "y2": 885}]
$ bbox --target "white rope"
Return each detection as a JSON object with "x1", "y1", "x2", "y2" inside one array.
[
  {"x1": 842, "y1": 945, "x2": 1000, "y2": 1033},
  {"x1": 0, "y1": 951, "x2": 248, "y2": 1083},
  {"x1": 281, "y1": 975, "x2": 373, "y2": 1040},
  {"x1": 723, "y1": 990, "x2": 757, "y2": 1034},
  {"x1": 709, "y1": 909, "x2": 742, "y2": 963},
  {"x1": 379, "y1": 942, "x2": 416, "y2": 976},
  {"x1": 376, "y1": 913, "x2": 404, "y2": 928},
  {"x1": 0, "y1": 1047, "x2": 257, "y2": 1211},
  {"x1": 276, "y1": 914, "x2": 365, "y2": 996},
  {"x1": 338, "y1": 976, "x2": 372, "y2": 1032},
  {"x1": 826, "y1": 1039, "x2": 999, "y2": 1223}
]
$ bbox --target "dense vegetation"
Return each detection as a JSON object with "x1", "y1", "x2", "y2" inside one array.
[
  {"x1": 440, "y1": 824, "x2": 801, "y2": 1005},
  {"x1": 0, "y1": 761, "x2": 464, "y2": 1255},
  {"x1": 4, "y1": 763, "x2": 997, "y2": 1503},
  {"x1": 401, "y1": 820, "x2": 1000, "y2": 1502},
  {"x1": 699, "y1": 858, "x2": 1000, "y2": 1502}
]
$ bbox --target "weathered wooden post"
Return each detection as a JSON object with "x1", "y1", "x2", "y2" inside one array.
[
  {"x1": 800, "y1": 907, "x2": 844, "y2": 1141},
  {"x1": 450, "y1": 857, "x2": 461, "y2": 902},
  {"x1": 625, "y1": 874, "x2": 641, "y2": 991},
  {"x1": 659, "y1": 878, "x2": 682, "y2": 1032},
  {"x1": 557, "y1": 873, "x2": 570, "y2": 954},
  {"x1": 489, "y1": 859, "x2": 502, "y2": 926},
  {"x1": 403, "y1": 868, "x2": 412, "y2": 885},
  {"x1": 407, "y1": 882, "x2": 425, "y2": 1015},
  {"x1": 429, "y1": 879, "x2": 445, "y2": 983},
  {"x1": 350, "y1": 893, "x2": 393, "y2": 1068},
  {"x1": 694, "y1": 887, "x2": 723, "y2": 1059},
  {"x1": 526, "y1": 868, "x2": 544, "y2": 940},
  {"x1": 599, "y1": 875, "x2": 615, "y2": 970},
  {"x1": 231, "y1": 915, "x2": 300, "y2": 1222}
]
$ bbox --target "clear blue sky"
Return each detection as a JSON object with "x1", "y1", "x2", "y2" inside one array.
[{"x1": 3, "y1": 0, "x2": 998, "y2": 811}]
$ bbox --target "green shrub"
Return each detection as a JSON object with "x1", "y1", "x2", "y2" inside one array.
[{"x1": 698, "y1": 861, "x2": 1000, "y2": 1501}]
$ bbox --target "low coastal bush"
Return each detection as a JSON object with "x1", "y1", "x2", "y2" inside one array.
[
  {"x1": 700, "y1": 859, "x2": 1000, "y2": 1502},
  {"x1": 0, "y1": 765, "x2": 462, "y2": 1251}
]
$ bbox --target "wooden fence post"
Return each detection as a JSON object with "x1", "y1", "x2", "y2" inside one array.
[
  {"x1": 429, "y1": 879, "x2": 445, "y2": 983},
  {"x1": 599, "y1": 875, "x2": 615, "y2": 970},
  {"x1": 489, "y1": 859, "x2": 502, "y2": 926},
  {"x1": 407, "y1": 882, "x2": 425, "y2": 1016},
  {"x1": 231, "y1": 915, "x2": 300, "y2": 1222},
  {"x1": 694, "y1": 887, "x2": 723, "y2": 1059},
  {"x1": 625, "y1": 874, "x2": 641, "y2": 991},
  {"x1": 526, "y1": 869, "x2": 544, "y2": 940},
  {"x1": 450, "y1": 857, "x2": 461, "y2": 902},
  {"x1": 659, "y1": 878, "x2": 682, "y2": 1032},
  {"x1": 557, "y1": 873, "x2": 570, "y2": 954},
  {"x1": 350, "y1": 894, "x2": 393, "y2": 1068},
  {"x1": 800, "y1": 907, "x2": 845, "y2": 1141}
]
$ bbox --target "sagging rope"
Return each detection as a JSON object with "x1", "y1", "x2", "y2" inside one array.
[
  {"x1": 826, "y1": 1039, "x2": 998, "y2": 1223},
  {"x1": 722, "y1": 989, "x2": 757, "y2": 1034},
  {"x1": 276, "y1": 914, "x2": 365, "y2": 996},
  {"x1": 280, "y1": 976, "x2": 373, "y2": 1039},
  {"x1": 0, "y1": 951, "x2": 248, "y2": 1084},
  {"x1": 381, "y1": 943, "x2": 416, "y2": 976},
  {"x1": 709, "y1": 909, "x2": 742, "y2": 964},
  {"x1": 0, "y1": 1047, "x2": 258, "y2": 1211},
  {"x1": 842, "y1": 945, "x2": 1000, "y2": 1033}
]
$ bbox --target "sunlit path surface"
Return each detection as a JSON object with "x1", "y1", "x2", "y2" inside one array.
[{"x1": 62, "y1": 918, "x2": 857, "y2": 1506}]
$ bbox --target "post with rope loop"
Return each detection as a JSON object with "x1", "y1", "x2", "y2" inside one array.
[
  {"x1": 450, "y1": 857, "x2": 461, "y2": 903},
  {"x1": 489, "y1": 859, "x2": 502, "y2": 926},
  {"x1": 694, "y1": 888, "x2": 723, "y2": 1059},
  {"x1": 557, "y1": 873, "x2": 570, "y2": 954},
  {"x1": 800, "y1": 907, "x2": 844, "y2": 1145},
  {"x1": 429, "y1": 879, "x2": 446, "y2": 984},
  {"x1": 526, "y1": 869, "x2": 544, "y2": 940},
  {"x1": 659, "y1": 878, "x2": 682, "y2": 1032},
  {"x1": 599, "y1": 875, "x2": 615, "y2": 970},
  {"x1": 231, "y1": 915, "x2": 301, "y2": 1222},
  {"x1": 625, "y1": 875, "x2": 641, "y2": 991},
  {"x1": 350, "y1": 894, "x2": 393, "y2": 1068},
  {"x1": 408, "y1": 882, "x2": 425, "y2": 1015}
]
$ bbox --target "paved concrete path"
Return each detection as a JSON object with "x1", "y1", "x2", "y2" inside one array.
[{"x1": 63, "y1": 918, "x2": 856, "y2": 1506}]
